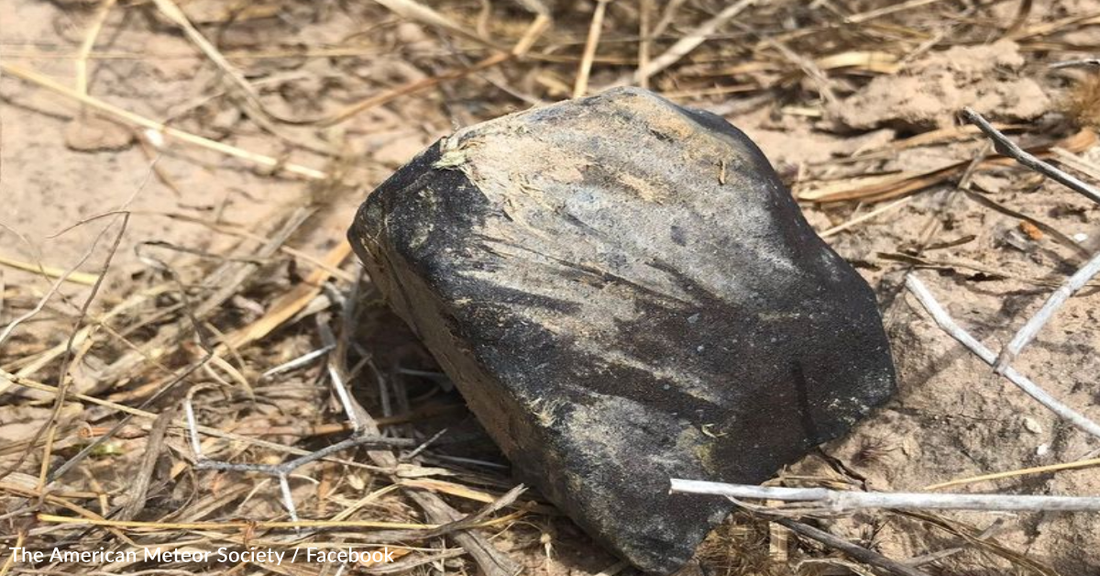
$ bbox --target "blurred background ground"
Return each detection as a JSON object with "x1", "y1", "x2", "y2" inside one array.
[{"x1": 2, "y1": 1, "x2": 1100, "y2": 575}]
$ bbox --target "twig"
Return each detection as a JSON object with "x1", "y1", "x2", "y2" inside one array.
[
  {"x1": 187, "y1": 409, "x2": 418, "y2": 473},
  {"x1": 960, "y1": 107, "x2": 1100, "y2": 205},
  {"x1": 318, "y1": 316, "x2": 361, "y2": 431},
  {"x1": 37, "y1": 513, "x2": 433, "y2": 531},
  {"x1": 669, "y1": 479, "x2": 1100, "y2": 512},
  {"x1": 149, "y1": 0, "x2": 265, "y2": 112},
  {"x1": 845, "y1": 0, "x2": 948, "y2": 24},
  {"x1": 0, "y1": 240, "x2": 103, "y2": 351},
  {"x1": 31, "y1": 178, "x2": 142, "y2": 491},
  {"x1": 925, "y1": 457, "x2": 1100, "y2": 491},
  {"x1": 147, "y1": 0, "x2": 335, "y2": 154},
  {"x1": 0, "y1": 369, "x2": 387, "y2": 471},
  {"x1": 633, "y1": 0, "x2": 755, "y2": 85},
  {"x1": 994, "y1": 250, "x2": 1100, "y2": 370},
  {"x1": 650, "y1": 0, "x2": 688, "y2": 40},
  {"x1": 1050, "y1": 58, "x2": 1100, "y2": 69},
  {"x1": 259, "y1": 344, "x2": 335, "y2": 380},
  {"x1": 318, "y1": 12, "x2": 548, "y2": 126},
  {"x1": 902, "y1": 519, "x2": 1002, "y2": 568},
  {"x1": 0, "y1": 63, "x2": 327, "y2": 180},
  {"x1": 776, "y1": 519, "x2": 930, "y2": 576},
  {"x1": 402, "y1": 428, "x2": 448, "y2": 461},
  {"x1": 118, "y1": 406, "x2": 175, "y2": 520},
  {"x1": 75, "y1": 0, "x2": 117, "y2": 97},
  {"x1": 821, "y1": 197, "x2": 914, "y2": 237},
  {"x1": 574, "y1": 0, "x2": 610, "y2": 98},
  {"x1": 322, "y1": 286, "x2": 522, "y2": 576},
  {"x1": 0, "y1": 531, "x2": 24, "y2": 576},
  {"x1": 370, "y1": 0, "x2": 501, "y2": 50},
  {"x1": 637, "y1": 0, "x2": 652, "y2": 90},
  {"x1": 0, "y1": 254, "x2": 99, "y2": 285},
  {"x1": 1052, "y1": 146, "x2": 1100, "y2": 182},
  {"x1": 184, "y1": 394, "x2": 418, "y2": 523},
  {"x1": 905, "y1": 274, "x2": 1100, "y2": 439},
  {"x1": 99, "y1": 206, "x2": 315, "y2": 389}
]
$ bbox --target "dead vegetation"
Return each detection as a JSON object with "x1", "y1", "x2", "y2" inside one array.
[{"x1": 2, "y1": 1, "x2": 1100, "y2": 575}]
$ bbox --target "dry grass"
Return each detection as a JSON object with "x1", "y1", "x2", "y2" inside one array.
[{"x1": 2, "y1": 1, "x2": 1099, "y2": 575}]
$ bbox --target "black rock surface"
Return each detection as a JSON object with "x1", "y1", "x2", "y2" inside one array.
[{"x1": 349, "y1": 87, "x2": 896, "y2": 574}]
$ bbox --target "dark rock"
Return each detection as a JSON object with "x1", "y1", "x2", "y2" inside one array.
[{"x1": 349, "y1": 88, "x2": 896, "y2": 574}]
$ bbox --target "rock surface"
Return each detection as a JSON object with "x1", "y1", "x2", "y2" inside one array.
[{"x1": 349, "y1": 88, "x2": 896, "y2": 574}]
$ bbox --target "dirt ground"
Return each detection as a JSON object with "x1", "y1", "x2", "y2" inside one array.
[{"x1": 3, "y1": 1, "x2": 1100, "y2": 575}]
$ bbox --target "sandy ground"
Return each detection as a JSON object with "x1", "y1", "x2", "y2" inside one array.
[{"x1": 3, "y1": 1, "x2": 1100, "y2": 575}]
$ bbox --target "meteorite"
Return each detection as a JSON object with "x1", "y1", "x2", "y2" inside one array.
[{"x1": 349, "y1": 87, "x2": 895, "y2": 574}]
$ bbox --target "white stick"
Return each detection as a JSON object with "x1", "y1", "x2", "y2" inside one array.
[
  {"x1": 669, "y1": 479, "x2": 1100, "y2": 512},
  {"x1": 995, "y1": 250, "x2": 1100, "y2": 370},
  {"x1": 184, "y1": 397, "x2": 203, "y2": 459},
  {"x1": 905, "y1": 274, "x2": 1100, "y2": 439},
  {"x1": 278, "y1": 474, "x2": 300, "y2": 524},
  {"x1": 259, "y1": 344, "x2": 335, "y2": 380},
  {"x1": 328, "y1": 363, "x2": 361, "y2": 431}
]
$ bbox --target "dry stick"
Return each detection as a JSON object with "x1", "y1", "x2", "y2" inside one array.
[
  {"x1": 0, "y1": 254, "x2": 98, "y2": 285},
  {"x1": 905, "y1": 274, "x2": 1100, "y2": 439},
  {"x1": 960, "y1": 108, "x2": 1100, "y2": 205},
  {"x1": 259, "y1": 344, "x2": 335, "y2": 380},
  {"x1": 637, "y1": 0, "x2": 652, "y2": 90},
  {"x1": 37, "y1": 514, "x2": 433, "y2": 531},
  {"x1": 0, "y1": 370, "x2": 384, "y2": 472},
  {"x1": 150, "y1": 0, "x2": 265, "y2": 112},
  {"x1": 650, "y1": 0, "x2": 688, "y2": 40},
  {"x1": 98, "y1": 206, "x2": 314, "y2": 388},
  {"x1": 776, "y1": 519, "x2": 930, "y2": 576},
  {"x1": 1053, "y1": 146, "x2": 1100, "y2": 182},
  {"x1": 957, "y1": 113, "x2": 1100, "y2": 370},
  {"x1": 574, "y1": 0, "x2": 611, "y2": 98},
  {"x1": 75, "y1": 0, "x2": 117, "y2": 97},
  {"x1": 117, "y1": 407, "x2": 175, "y2": 520},
  {"x1": 182, "y1": 320, "x2": 520, "y2": 559},
  {"x1": 371, "y1": 0, "x2": 502, "y2": 51},
  {"x1": 322, "y1": 306, "x2": 521, "y2": 576},
  {"x1": 322, "y1": 55, "x2": 507, "y2": 127},
  {"x1": 46, "y1": 218, "x2": 321, "y2": 484},
  {"x1": 0, "y1": 239, "x2": 103, "y2": 351},
  {"x1": 926, "y1": 457, "x2": 1100, "y2": 491},
  {"x1": 0, "y1": 531, "x2": 25, "y2": 576},
  {"x1": 669, "y1": 479, "x2": 1100, "y2": 512},
  {"x1": 318, "y1": 318, "x2": 361, "y2": 431},
  {"x1": 1050, "y1": 58, "x2": 1100, "y2": 69},
  {"x1": 994, "y1": 250, "x2": 1100, "y2": 371},
  {"x1": 960, "y1": 189, "x2": 1090, "y2": 261},
  {"x1": 38, "y1": 210, "x2": 130, "y2": 492},
  {"x1": 844, "y1": 0, "x2": 948, "y2": 24},
  {"x1": 319, "y1": 13, "x2": 549, "y2": 127},
  {"x1": 902, "y1": 519, "x2": 1002, "y2": 568},
  {"x1": 184, "y1": 395, "x2": 417, "y2": 523},
  {"x1": 148, "y1": 0, "x2": 332, "y2": 154},
  {"x1": 633, "y1": 0, "x2": 756, "y2": 85},
  {"x1": 821, "y1": 197, "x2": 914, "y2": 238},
  {"x1": 0, "y1": 63, "x2": 327, "y2": 180}
]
